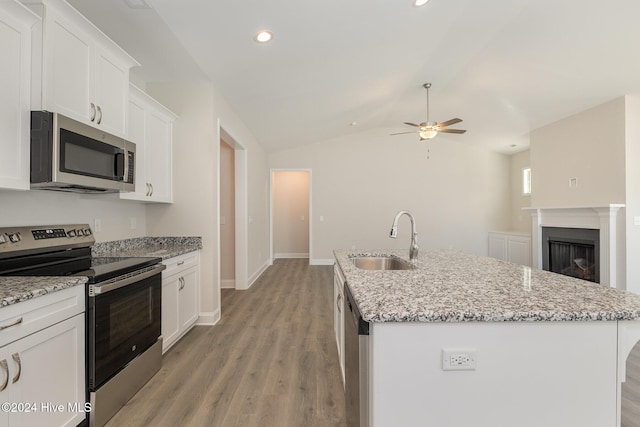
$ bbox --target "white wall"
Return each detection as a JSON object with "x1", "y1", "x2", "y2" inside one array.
[
  {"x1": 0, "y1": 190, "x2": 146, "y2": 241},
  {"x1": 269, "y1": 129, "x2": 510, "y2": 262},
  {"x1": 272, "y1": 171, "x2": 309, "y2": 258},
  {"x1": 625, "y1": 95, "x2": 640, "y2": 294},
  {"x1": 509, "y1": 149, "x2": 531, "y2": 233},
  {"x1": 530, "y1": 97, "x2": 626, "y2": 207},
  {"x1": 144, "y1": 81, "x2": 270, "y2": 320}
]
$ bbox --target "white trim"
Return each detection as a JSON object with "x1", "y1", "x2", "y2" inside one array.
[
  {"x1": 197, "y1": 310, "x2": 220, "y2": 326},
  {"x1": 274, "y1": 252, "x2": 309, "y2": 259},
  {"x1": 270, "y1": 168, "x2": 313, "y2": 264},
  {"x1": 525, "y1": 204, "x2": 625, "y2": 288},
  {"x1": 248, "y1": 259, "x2": 270, "y2": 288},
  {"x1": 220, "y1": 279, "x2": 235, "y2": 289},
  {"x1": 311, "y1": 258, "x2": 335, "y2": 266}
]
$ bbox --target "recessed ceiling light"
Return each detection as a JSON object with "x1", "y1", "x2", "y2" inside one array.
[
  {"x1": 350, "y1": 121, "x2": 357, "y2": 126},
  {"x1": 123, "y1": 0, "x2": 152, "y2": 9},
  {"x1": 255, "y1": 31, "x2": 273, "y2": 43},
  {"x1": 413, "y1": 0, "x2": 429, "y2": 7}
]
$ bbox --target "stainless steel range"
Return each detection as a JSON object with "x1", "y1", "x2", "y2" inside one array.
[{"x1": 0, "y1": 224, "x2": 165, "y2": 426}]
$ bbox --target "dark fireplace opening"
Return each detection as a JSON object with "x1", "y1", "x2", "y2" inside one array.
[{"x1": 542, "y1": 227, "x2": 600, "y2": 283}]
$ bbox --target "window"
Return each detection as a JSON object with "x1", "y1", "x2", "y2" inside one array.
[{"x1": 522, "y1": 167, "x2": 531, "y2": 195}]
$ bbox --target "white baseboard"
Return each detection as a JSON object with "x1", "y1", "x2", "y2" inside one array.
[
  {"x1": 247, "y1": 259, "x2": 270, "y2": 288},
  {"x1": 310, "y1": 258, "x2": 335, "y2": 266},
  {"x1": 197, "y1": 310, "x2": 220, "y2": 325},
  {"x1": 221, "y1": 279, "x2": 235, "y2": 289},
  {"x1": 274, "y1": 252, "x2": 309, "y2": 259}
]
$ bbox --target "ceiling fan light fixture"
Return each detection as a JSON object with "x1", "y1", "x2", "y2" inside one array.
[
  {"x1": 413, "y1": 0, "x2": 429, "y2": 7},
  {"x1": 419, "y1": 129, "x2": 437, "y2": 140},
  {"x1": 255, "y1": 30, "x2": 273, "y2": 43}
]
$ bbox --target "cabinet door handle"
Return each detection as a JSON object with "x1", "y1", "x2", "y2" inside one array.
[
  {"x1": 0, "y1": 317, "x2": 23, "y2": 331},
  {"x1": 336, "y1": 293, "x2": 342, "y2": 313},
  {"x1": 149, "y1": 183, "x2": 153, "y2": 196},
  {"x1": 11, "y1": 353, "x2": 20, "y2": 384},
  {"x1": 90, "y1": 103, "x2": 96, "y2": 121},
  {"x1": 145, "y1": 183, "x2": 150, "y2": 196},
  {"x1": 0, "y1": 360, "x2": 8, "y2": 392},
  {"x1": 96, "y1": 105, "x2": 102, "y2": 124},
  {"x1": 179, "y1": 277, "x2": 185, "y2": 290}
]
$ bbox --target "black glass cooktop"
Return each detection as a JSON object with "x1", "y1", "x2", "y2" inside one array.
[{"x1": 0, "y1": 247, "x2": 160, "y2": 283}]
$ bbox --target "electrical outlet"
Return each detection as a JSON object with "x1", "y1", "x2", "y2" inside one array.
[
  {"x1": 130, "y1": 217, "x2": 137, "y2": 230},
  {"x1": 442, "y1": 348, "x2": 477, "y2": 371},
  {"x1": 94, "y1": 219, "x2": 101, "y2": 232}
]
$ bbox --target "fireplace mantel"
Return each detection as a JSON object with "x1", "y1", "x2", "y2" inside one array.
[{"x1": 524, "y1": 205, "x2": 625, "y2": 287}]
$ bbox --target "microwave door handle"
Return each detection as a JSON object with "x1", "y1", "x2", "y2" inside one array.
[
  {"x1": 123, "y1": 149, "x2": 130, "y2": 184},
  {"x1": 114, "y1": 151, "x2": 125, "y2": 180}
]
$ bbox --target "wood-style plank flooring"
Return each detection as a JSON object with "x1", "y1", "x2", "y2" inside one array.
[{"x1": 105, "y1": 259, "x2": 346, "y2": 427}]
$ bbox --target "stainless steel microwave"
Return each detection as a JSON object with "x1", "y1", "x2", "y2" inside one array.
[{"x1": 30, "y1": 111, "x2": 135, "y2": 193}]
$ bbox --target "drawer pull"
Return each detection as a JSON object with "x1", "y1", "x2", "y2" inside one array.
[
  {"x1": 0, "y1": 317, "x2": 23, "y2": 331},
  {"x1": 177, "y1": 261, "x2": 185, "y2": 266},
  {"x1": 0, "y1": 360, "x2": 7, "y2": 392},
  {"x1": 11, "y1": 353, "x2": 20, "y2": 384}
]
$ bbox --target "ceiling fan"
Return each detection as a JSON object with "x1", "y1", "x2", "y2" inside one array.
[{"x1": 391, "y1": 83, "x2": 466, "y2": 141}]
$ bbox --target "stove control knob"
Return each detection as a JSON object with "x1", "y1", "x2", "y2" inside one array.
[
  {"x1": 68, "y1": 230, "x2": 77, "y2": 237},
  {"x1": 0, "y1": 234, "x2": 7, "y2": 244},
  {"x1": 8, "y1": 233, "x2": 21, "y2": 243},
  {"x1": 83, "y1": 228, "x2": 92, "y2": 236},
  {"x1": 76, "y1": 229, "x2": 85, "y2": 236}
]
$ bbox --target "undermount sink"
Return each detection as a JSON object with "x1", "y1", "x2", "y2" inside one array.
[{"x1": 350, "y1": 256, "x2": 415, "y2": 271}]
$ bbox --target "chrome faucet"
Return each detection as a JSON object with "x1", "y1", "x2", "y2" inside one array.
[{"x1": 390, "y1": 210, "x2": 419, "y2": 261}]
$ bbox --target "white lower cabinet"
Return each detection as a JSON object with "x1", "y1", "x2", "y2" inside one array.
[
  {"x1": 0, "y1": 286, "x2": 85, "y2": 427},
  {"x1": 161, "y1": 252, "x2": 200, "y2": 353},
  {"x1": 334, "y1": 262, "x2": 345, "y2": 385}
]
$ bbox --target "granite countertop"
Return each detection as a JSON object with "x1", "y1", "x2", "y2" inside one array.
[
  {"x1": 0, "y1": 237, "x2": 201, "y2": 310},
  {"x1": 0, "y1": 276, "x2": 87, "y2": 309},
  {"x1": 334, "y1": 249, "x2": 640, "y2": 323},
  {"x1": 92, "y1": 236, "x2": 202, "y2": 260}
]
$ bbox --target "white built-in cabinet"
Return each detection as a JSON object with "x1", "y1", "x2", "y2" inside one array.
[
  {"x1": 0, "y1": 285, "x2": 85, "y2": 427},
  {"x1": 334, "y1": 262, "x2": 345, "y2": 385},
  {"x1": 161, "y1": 252, "x2": 200, "y2": 353},
  {"x1": 26, "y1": 0, "x2": 139, "y2": 137},
  {"x1": 120, "y1": 84, "x2": 175, "y2": 203},
  {"x1": 0, "y1": 1, "x2": 38, "y2": 191},
  {"x1": 488, "y1": 231, "x2": 531, "y2": 266}
]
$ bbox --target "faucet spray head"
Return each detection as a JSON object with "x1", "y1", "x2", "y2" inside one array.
[{"x1": 390, "y1": 226, "x2": 398, "y2": 238}]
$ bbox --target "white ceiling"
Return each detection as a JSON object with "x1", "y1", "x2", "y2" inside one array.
[{"x1": 68, "y1": 0, "x2": 640, "y2": 153}]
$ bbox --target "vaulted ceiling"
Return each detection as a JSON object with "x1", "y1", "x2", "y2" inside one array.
[{"x1": 68, "y1": 0, "x2": 640, "y2": 153}]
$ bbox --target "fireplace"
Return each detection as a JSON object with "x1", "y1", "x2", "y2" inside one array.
[
  {"x1": 542, "y1": 227, "x2": 600, "y2": 283},
  {"x1": 526, "y1": 205, "x2": 624, "y2": 288}
]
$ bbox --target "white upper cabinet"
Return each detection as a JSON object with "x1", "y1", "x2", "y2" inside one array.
[
  {"x1": 0, "y1": 1, "x2": 38, "y2": 190},
  {"x1": 121, "y1": 84, "x2": 176, "y2": 203},
  {"x1": 27, "y1": 0, "x2": 138, "y2": 137}
]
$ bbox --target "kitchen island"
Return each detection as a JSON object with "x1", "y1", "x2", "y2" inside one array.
[{"x1": 334, "y1": 249, "x2": 640, "y2": 427}]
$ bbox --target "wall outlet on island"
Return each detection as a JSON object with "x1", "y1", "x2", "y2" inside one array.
[
  {"x1": 442, "y1": 348, "x2": 477, "y2": 371},
  {"x1": 93, "y1": 219, "x2": 101, "y2": 233}
]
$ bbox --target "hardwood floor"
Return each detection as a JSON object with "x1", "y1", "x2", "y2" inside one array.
[{"x1": 105, "y1": 259, "x2": 346, "y2": 427}]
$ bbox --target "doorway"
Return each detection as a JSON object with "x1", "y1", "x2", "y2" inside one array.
[
  {"x1": 217, "y1": 122, "x2": 248, "y2": 311},
  {"x1": 270, "y1": 169, "x2": 312, "y2": 262},
  {"x1": 219, "y1": 139, "x2": 235, "y2": 289}
]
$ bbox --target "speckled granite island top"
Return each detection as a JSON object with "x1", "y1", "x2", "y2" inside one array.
[
  {"x1": 334, "y1": 249, "x2": 640, "y2": 322},
  {"x1": 92, "y1": 236, "x2": 202, "y2": 259},
  {"x1": 0, "y1": 276, "x2": 87, "y2": 309}
]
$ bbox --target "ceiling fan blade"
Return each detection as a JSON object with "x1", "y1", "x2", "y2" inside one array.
[
  {"x1": 390, "y1": 131, "x2": 419, "y2": 136},
  {"x1": 403, "y1": 122, "x2": 422, "y2": 128},
  {"x1": 436, "y1": 118, "x2": 462, "y2": 128},
  {"x1": 437, "y1": 128, "x2": 466, "y2": 134}
]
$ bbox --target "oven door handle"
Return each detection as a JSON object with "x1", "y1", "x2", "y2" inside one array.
[{"x1": 89, "y1": 264, "x2": 166, "y2": 296}]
